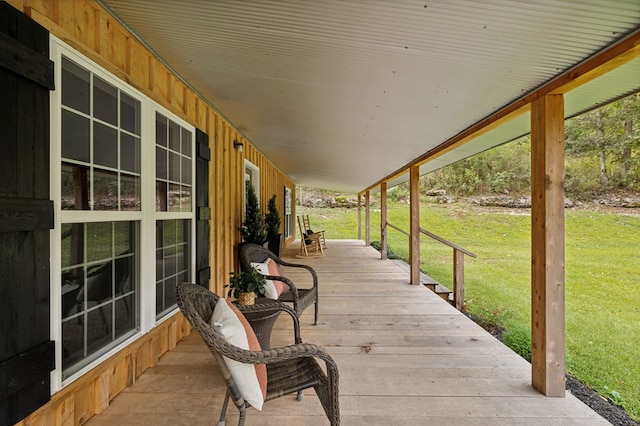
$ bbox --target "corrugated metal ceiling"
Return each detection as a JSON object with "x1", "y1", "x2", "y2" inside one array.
[{"x1": 100, "y1": 0, "x2": 640, "y2": 193}]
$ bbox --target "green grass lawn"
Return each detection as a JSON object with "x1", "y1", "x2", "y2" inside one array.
[{"x1": 298, "y1": 203, "x2": 640, "y2": 420}]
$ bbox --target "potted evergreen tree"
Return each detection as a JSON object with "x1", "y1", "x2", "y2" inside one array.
[
  {"x1": 240, "y1": 181, "x2": 267, "y2": 245},
  {"x1": 265, "y1": 194, "x2": 283, "y2": 256}
]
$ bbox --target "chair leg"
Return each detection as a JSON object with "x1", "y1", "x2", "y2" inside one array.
[
  {"x1": 314, "y1": 300, "x2": 318, "y2": 325},
  {"x1": 237, "y1": 406, "x2": 246, "y2": 426},
  {"x1": 218, "y1": 388, "x2": 231, "y2": 426}
]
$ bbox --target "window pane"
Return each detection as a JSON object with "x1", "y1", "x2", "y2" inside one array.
[
  {"x1": 120, "y1": 93, "x2": 140, "y2": 135},
  {"x1": 163, "y1": 220, "x2": 176, "y2": 246},
  {"x1": 168, "y1": 183, "x2": 181, "y2": 212},
  {"x1": 86, "y1": 304, "x2": 113, "y2": 355},
  {"x1": 181, "y1": 185, "x2": 192, "y2": 212},
  {"x1": 94, "y1": 169, "x2": 119, "y2": 210},
  {"x1": 120, "y1": 174, "x2": 140, "y2": 211},
  {"x1": 115, "y1": 294, "x2": 135, "y2": 338},
  {"x1": 61, "y1": 266, "x2": 84, "y2": 319},
  {"x1": 156, "y1": 222, "x2": 163, "y2": 249},
  {"x1": 156, "y1": 147, "x2": 167, "y2": 179},
  {"x1": 156, "y1": 219, "x2": 190, "y2": 319},
  {"x1": 169, "y1": 152, "x2": 180, "y2": 182},
  {"x1": 156, "y1": 181, "x2": 168, "y2": 211},
  {"x1": 94, "y1": 122, "x2": 118, "y2": 168},
  {"x1": 156, "y1": 114, "x2": 167, "y2": 147},
  {"x1": 62, "y1": 57, "x2": 90, "y2": 113},
  {"x1": 62, "y1": 319, "x2": 83, "y2": 370},
  {"x1": 114, "y1": 221, "x2": 134, "y2": 255},
  {"x1": 61, "y1": 163, "x2": 89, "y2": 210},
  {"x1": 120, "y1": 133, "x2": 140, "y2": 173},
  {"x1": 86, "y1": 222, "x2": 112, "y2": 262},
  {"x1": 93, "y1": 76, "x2": 117, "y2": 125},
  {"x1": 182, "y1": 128, "x2": 192, "y2": 156},
  {"x1": 155, "y1": 282, "x2": 164, "y2": 315},
  {"x1": 62, "y1": 110, "x2": 90, "y2": 162},
  {"x1": 61, "y1": 221, "x2": 138, "y2": 378},
  {"x1": 61, "y1": 223, "x2": 84, "y2": 268},
  {"x1": 181, "y1": 157, "x2": 191, "y2": 184},
  {"x1": 164, "y1": 246, "x2": 177, "y2": 277},
  {"x1": 169, "y1": 120, "x2": 181, "y2": 151},
  {"x1": 156, "y1": 249, "x2": 163, "y2": 279},
  {"x1": 85, "y1": 261, "x2": 114, "y2": 303}
]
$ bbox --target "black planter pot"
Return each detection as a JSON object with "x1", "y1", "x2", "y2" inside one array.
[{"x1": 267, "y1": 234, "x2": 283, "y2": 257}]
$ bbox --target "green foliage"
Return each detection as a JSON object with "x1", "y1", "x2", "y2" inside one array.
[
  {"x1": 422, "y1": 138, "x2": 531, "y2": 196},
  {"x1": 240, "y1": 182, "x2": 266, "y2": 244},
  {"x1": 387, "y1": 184, "x2": 410, "y2": 203},
  {"x1": 369, "y1": 241, "x2": 402, "y2": 259},
  {"x1": 225, "y1": 267, "x2": 267, "y2": 299},
  {"x1": 419, "y1": 93, "x2": 640, "y2": 199},
  {"x1": 265, "y1": 194, "x2": 281, "y2": 238},
  {"x1": 502, "y1": 325, "x2": 532, "y2": 362}
]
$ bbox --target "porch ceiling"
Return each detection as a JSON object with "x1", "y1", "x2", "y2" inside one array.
[{"x1": 100, "y1": 0, "x2": 640, "y2": 193}]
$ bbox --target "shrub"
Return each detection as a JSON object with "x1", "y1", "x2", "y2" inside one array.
[{"x1": 503, "y1": 324, "x2": 532, "y2": 361}]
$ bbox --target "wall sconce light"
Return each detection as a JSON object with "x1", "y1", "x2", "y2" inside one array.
[{"x1": 233, "y1": 140, "x2": 244, "y2": 152}]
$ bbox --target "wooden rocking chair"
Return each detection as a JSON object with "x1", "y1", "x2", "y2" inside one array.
[
  {"x1": 302, "y1": 214, "x2": 326, "y2": 249},
  {"x1": 297, "y1": 215, "x2": 323, "y2": 256}
]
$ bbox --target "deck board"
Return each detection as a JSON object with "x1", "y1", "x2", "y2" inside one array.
[{"x1": 87, "y1": 240, "x2": 609, "y2": 425}]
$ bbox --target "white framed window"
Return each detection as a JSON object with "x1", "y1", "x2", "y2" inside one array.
[{"x1": 50, "y1": 38, "x2": 195, "y2": 388}]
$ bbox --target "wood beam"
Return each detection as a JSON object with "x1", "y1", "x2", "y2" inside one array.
[
  {"x1": 380, "y1": 182, "x2": 388, "y2": 260},
  {"x1": 357, "y1": 194, "x2": 362, "y2": 241},
  {"x1": 409, "y1": 165, "x2": 420, "y2": 285},
  {"x1": 365, "y1": 191, "x2": 371, "y2": 246},
  {"x1": 531, "y1": 94, "x2": 566, "y2": 397},
  {"x1": 361, "y1": 29, "x2": 640, "y2": 195}
]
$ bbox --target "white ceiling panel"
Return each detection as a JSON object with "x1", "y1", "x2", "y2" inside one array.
[{"x1": 100, "y1": 0, "x2": 640, "y2": 192}]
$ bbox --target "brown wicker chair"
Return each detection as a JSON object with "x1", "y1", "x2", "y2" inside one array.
[
  {"x1": 175, "y1": 282, "x2": 339, "y2": 426},
  {"x1": 239, "y1": 243, "x2": 319, "y2": 325}
]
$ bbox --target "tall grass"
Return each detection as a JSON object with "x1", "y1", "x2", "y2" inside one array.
[{"x1": 298, "y1": 203, "x2": 640, "y2": 420}]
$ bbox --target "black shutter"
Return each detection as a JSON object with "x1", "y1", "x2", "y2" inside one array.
[
  {"x1": 0, "y1": 3, "x2": 55, "y2": 426},
  {"x1": 195, "y1": 129, "x2": 211, "y2": 287}
]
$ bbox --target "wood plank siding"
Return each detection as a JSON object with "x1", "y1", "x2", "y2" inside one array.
[
  {"x1": 5, "y1": 0, "x2": 295, "y2": 424},
  {"x1": 6, "y1": 0, "x2": 295, "y2": 297}
]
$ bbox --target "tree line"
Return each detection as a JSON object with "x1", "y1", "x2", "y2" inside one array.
[{"x1": 416, "y1": 93, "x2": 640, "y2": 201}]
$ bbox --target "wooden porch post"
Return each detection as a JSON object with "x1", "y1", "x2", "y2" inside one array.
[
  {"x1": 409, "y1": 165, "x2": 420, "y2": 285},
  {"x1": 380, "y1": 182, "x2": 388, "y2": 260},
  {"x1": 357, "y1": 194, "x2": 362, "y2": 241},
  {"x1": 365, "y1": 190, "x2": 371, "y2": 245},
  {"x1": 531, "y1": 94, "x2": 566, "y2": 397}
]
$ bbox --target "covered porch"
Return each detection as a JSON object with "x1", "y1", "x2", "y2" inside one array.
[{"x1": 86, "y1": 240, "x2": 606, "y2": 425}]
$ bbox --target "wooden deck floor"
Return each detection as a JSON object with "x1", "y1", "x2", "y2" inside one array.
[{"x1": 87, "y1": 240, "x2": 609, "y2": 425}]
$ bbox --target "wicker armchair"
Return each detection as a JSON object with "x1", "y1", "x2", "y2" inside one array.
[
  {"x1": 239, "y1": 243, "x2": 319, "y2": 325},
  {"x1": 175, "y1": 283, "x2": 339, "y2": 426}
]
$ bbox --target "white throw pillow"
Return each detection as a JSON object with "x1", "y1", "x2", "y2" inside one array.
[
  {"x1": 251, "y1": 259, "x2": 279, "y2": 299},
  {"x1": 211, "y1": 298, "x2": 267, "y2": 410}
]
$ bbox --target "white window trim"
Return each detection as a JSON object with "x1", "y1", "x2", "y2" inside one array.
[{"x1": 49, "y1": 36, "x2": 195, "y2": 391}]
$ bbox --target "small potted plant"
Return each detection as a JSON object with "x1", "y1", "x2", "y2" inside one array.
[
  {"x1": 265, "y1": 194, "x2": 282, "y2": 256},
  {"x1": 225, "y1": 267, "x2": 267, "y2": 305}
]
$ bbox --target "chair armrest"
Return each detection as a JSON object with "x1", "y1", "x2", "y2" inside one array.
[{"x1": 270, "y1": 260, "x2": 318, "y2": 289}]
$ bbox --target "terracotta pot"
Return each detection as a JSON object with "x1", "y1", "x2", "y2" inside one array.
[{"x1": 238, "y1": 292, "x2": 255, "y2": 305}]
